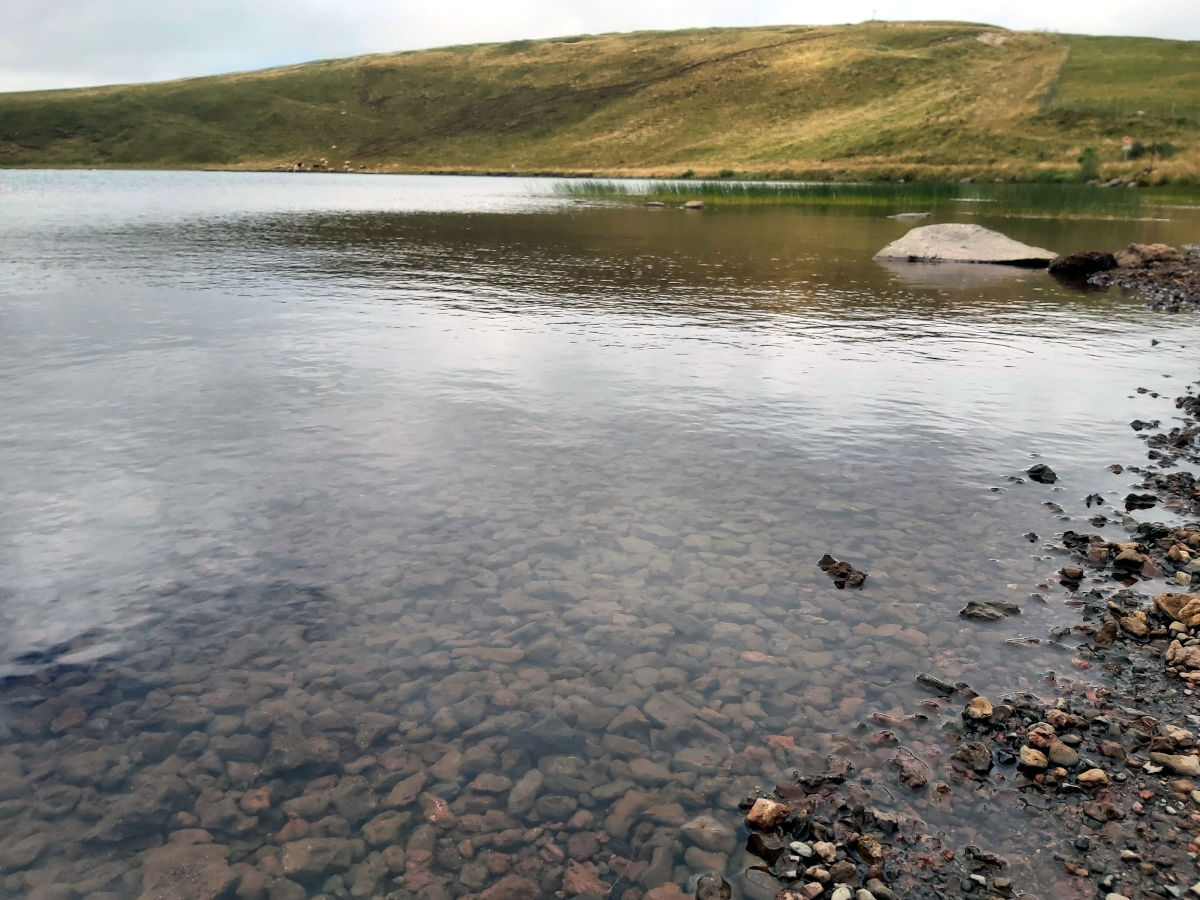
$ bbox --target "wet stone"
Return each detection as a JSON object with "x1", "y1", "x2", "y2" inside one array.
[
  {"x1": 1027, "y1": 464, "x2": 1058, "y2": 484},
  {"x1": 643, "y1": 695, "x2": 697, "y2": 730},
  {"x1": 139, "y1": 842, "x2": 235, "y2": 900},
  {"x1": 280, "y1": 838, "x2": 364, "y2": 882},
  {"x1": 387, "y1": 771, "x2": 428, "y2": 807},
  {"x1": 505, "y1": 770, "x2": 542, "y2": 816},
  {"x1": 960, "y1": 600, "x2": 1020, "y2": 621},
  {"x1": 696, "y1": 872, "x2": 732, "y2": 900},
  {"x1": 533, "y1": 794, "x2": 576, "y2": 820},
  {"x1": 951, "y1": 742, "x2": 994, "y2": 773},
  {"x1": 1151, "y1": 753, "x2": 1200, "y2": 776},
  {"x1": 681, "y1": 814, "x2": 737, "y2": 853},
  {"x1": 562, "y1": 859, "x2": 607, "y2": 895},
  {"x1": 470, "y1": 874, "x2": 540, "y2": 898},
  {"x1": 468, "y1": 773, "x2": 512, "y2": 794},
  {"x1": 0, "y1": 832, "x2": 48, "y2": 871},
  {"x1": 629, "y1": 758, "x2": 674, "y2": 785},
  {"x1": 817, "y1": 553, "x2": 868, "y2": 589},
  {"x1": 746, "y1": 798, "x2": 789, "y2": 829},
  {"x1": 264, "y1": 731, "x2": 339, "y2": 775},
  {"x1": 358, "y1": 810, "x2": 408, "y2": 849},
  {"x1": 567, "y1": 831, "x2": 600, "y2": 860},
  {"x1": 1019, "y1": 746, "x2": 1049, "y2": 769},
  {"x1": 965, "y1": 697, "x2": 993, "y2": 720},
  {"x1": 605, "y1": 790, "x2": 651, "y2": 839},
  {"x1": 515, "y1": 715, "x2": 581, "y2": 755},
  {"x1": 1048, "y1": 742, "x2": 1080, "y2": 767},
  {"x1": 423, "y1": 796, "x2": 458, "y2": 828}
]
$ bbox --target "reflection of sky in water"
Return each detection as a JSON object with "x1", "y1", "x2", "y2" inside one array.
[
  {"x1": 2, "y1": 170, "x2": 1200, "y2": 669},
  {"x1": 5, "y1": 173, "x2": 1200, "y2": 894}
]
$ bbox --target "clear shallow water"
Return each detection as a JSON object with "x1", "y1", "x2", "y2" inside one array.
[{"x1": 1, "y1": 170, "x2": 1200, "y2": 898}]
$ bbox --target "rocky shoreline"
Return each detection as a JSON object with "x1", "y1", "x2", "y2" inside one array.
[
  {"x1": 1051, "y1": 243, "x2": 1200, "y2": 312},
  {"x1": 0, "y1": 246, "x2": 1197, "y2": 900},
  {"x1": 735, "y1": 351, "x2": 1200, "y2": 899}
]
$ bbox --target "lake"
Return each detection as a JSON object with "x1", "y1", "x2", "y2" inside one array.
[{"x1": 1, "y1": 170, "x2": 1199, "y2": 898}]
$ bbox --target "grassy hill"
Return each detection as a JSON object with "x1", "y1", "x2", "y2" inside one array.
[{"x1": 2, "y1": 21, "x2": 1200, "y2": 183}]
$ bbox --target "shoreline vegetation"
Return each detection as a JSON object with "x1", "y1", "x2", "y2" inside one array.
[
  {"x1": 2, "y1": 21, "x2": 1200, "y2": 188},
  {"x1": 553, "y1": 178, "x2": 1165, "y2": 216}
]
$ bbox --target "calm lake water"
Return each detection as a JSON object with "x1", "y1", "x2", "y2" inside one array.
[{"x1": 1, "y1": 170, "x2": 1199, "y2": 898}]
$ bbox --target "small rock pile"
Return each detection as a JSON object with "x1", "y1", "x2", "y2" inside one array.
[
  {"x1": 737, "y1": 784, "x2": 901, "y2": 900},
  {"x1": 944, "y1": 688, "x2": 1200, "y2": 899},
  {"x1": 1080, "y1": 243, "x2": 1200, "y2": 311},
  {"x1": 817, "y1": 555, "x2": 868, "y2": 590},
  {"x1": 1059, "y1": 524, "x2": 1200, "y2": 589}
]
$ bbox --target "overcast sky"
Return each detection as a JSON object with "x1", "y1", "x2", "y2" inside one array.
[{"x1": 3, "y1": 0, "x2": 1198, "y2": 94}]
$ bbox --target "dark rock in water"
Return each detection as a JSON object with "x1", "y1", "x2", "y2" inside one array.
[
  {"x1": 1124, "y1": 493, "x2": 1158, "y2": 511},
  {"x1": 1027, "y1": 464, "x2": 1057, "y2": 484},
  {"x1": 960, "y1": 600, "x2": 1020, "y2": 622},
  {"x1": 817, "y1": 553, "x2": 867, "y2": 589},
  {"x1": 681, "y1": 815, "x2": 736, "y2": 853},
  {"x1": 1130, "y1": 419, "x2": 1159, "y2": 431},
  {"x1": 828, "y1": 859, "x2": 858, "y2": 884},
  {"x1": 1060, "y1": 566, "x2": 1084, "y2": 584},
  {"x1": 951, "y1": 742, "x2": 994, "y2": 773},
  {"x1": 916, "y1": 673, "x2": 957, "y2": 695},
  {"x1": 960, "y1": 602, "x2": 1004, "y2": 621},
  {"x1": 747, "y1": 831, "x2": 788, "y2": 863},
  {"x1": 891, "y1": 751, "x2": 929, "y2": 790},
  {"x1": 1049, "y1": 251, "x2": 1117, "y2": 279},
  {"x1": 696, "y1": 873, "x2": 732, "y2": 900},
  {"x1": 964, "y1": 846, "x2": 1009, "y2": 869},
  {"x1": 1112, "y1": 547, "x2": 1145, "y2": 570},
  {"x1": 514, "y1": 715, "x2": 582, "y2": 755},
  {"x1": 140, "y1": 843, "x2": 236, "y2": 900},
  {"x1": 281, "y1": 838, "x2": 365, "y2": 881}
]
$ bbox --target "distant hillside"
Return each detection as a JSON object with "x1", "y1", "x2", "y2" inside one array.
[{"x1": 2, "y1": 22, "x2": 1199, "y2": 183}]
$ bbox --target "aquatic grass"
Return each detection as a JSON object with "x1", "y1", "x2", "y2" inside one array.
[
  {"x1": 559, "y1": 179, "x2": 961, "y2": 207},
  {"x1": 958, "y1": 182, "x2": 1143, "y2": 217},
  {"x1": 557, "y1": 178, "x2": 1147, "y2": 218}
]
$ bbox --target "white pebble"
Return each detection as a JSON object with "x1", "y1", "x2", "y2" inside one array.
[{"x1": 790, "y1": 841, "x2": 814, "y2": 857}]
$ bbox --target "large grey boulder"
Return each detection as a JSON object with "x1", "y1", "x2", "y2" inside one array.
[{"x1": 875, "y1": 223, "x2": 1056, "y2": 268}]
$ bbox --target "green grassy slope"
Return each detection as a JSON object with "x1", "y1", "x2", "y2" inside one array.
[{"x1": 1, "y1": 22, "x2": 1198, "y2": 182}]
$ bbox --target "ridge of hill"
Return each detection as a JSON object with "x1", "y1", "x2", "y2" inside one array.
[{"x1": 2, "y1": 22, "x2": 1199, "y2": 182}]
